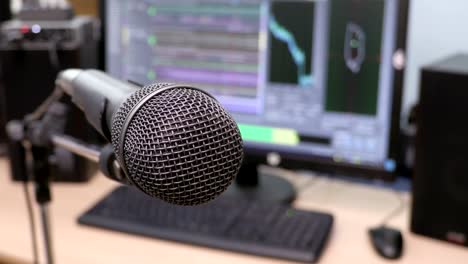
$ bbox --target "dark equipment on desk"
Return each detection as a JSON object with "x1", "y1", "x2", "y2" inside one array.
[
  {"x1": 0, "y1": 1, "x2": 10, "y2": 22},
  {"x1": 0, "y1": 15, "x2": 100, "y2": 182},
  {"x1": 1, "y1": 3, "x2": 101, "y2": 264},
  {"x1": 369, "y1": 226, "x2": 404, "y2": 259},
  {"x1": 0, "y1": 0, "x2": 11, "y2": 154},
  {"x1": 79, "y1": 185, "x2": 333, "y2": 263},
  {"x1": 411, "y1": 54, "x2": 468, "y2": 246}
]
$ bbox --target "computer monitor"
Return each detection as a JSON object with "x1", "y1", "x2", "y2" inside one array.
[{"x1": 103, "y1": 0, "x2": 409, "y2": 202}]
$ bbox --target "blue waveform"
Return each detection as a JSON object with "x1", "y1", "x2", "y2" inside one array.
[{"x1": 269, "y1": 16, "x2": 313, "y2": 87}]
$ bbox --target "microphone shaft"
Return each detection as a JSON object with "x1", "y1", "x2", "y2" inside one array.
[
  {"x1": 51, "y1": 135, "x2": 128, "y2": 184},
  {"x1": 56, "y1": 69, "x2": 139, "y2": 138},
  {"x1": 51, "y1": 135, "x2": 100, "y2": 163}
]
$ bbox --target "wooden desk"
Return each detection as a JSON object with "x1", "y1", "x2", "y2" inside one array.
[{"x1": 1, "y1": 158, "x2": 467, "y2": 263}]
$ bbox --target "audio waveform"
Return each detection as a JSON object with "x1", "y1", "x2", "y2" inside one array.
[{"x1": 269, "y1": 16, "x2": 313, "y2": 87}]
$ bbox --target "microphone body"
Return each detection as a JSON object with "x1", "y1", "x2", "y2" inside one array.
[
  {"x1": 55, "y1": 69, "x2": 244, "y2": 206},
  {"x1": 56, "y1": 69, "x2": 138, "y2": 139}
]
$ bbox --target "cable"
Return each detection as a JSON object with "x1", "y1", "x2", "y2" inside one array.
[
  {"x1": 327, "y1": 176, "x2": 406, "y2": 226},
  {"x1": 21, "y1": 140, "x2": 39, "y2": 264},
  {"x1": 260, "y1": 165, "x2": 318, "y2": 194},
  {"x1": 23, "y1": 39, "x2": 64, "y2": 123},
  {"x1": 22, "y1": 182, "x2": 39, "y2": 264},
  {"x1": 379, "y1": 190, "x2": 406, "y2": 227},
  {"x1": 309, "y1": 174, "x2": 406, "y2": 226},
  {"x1": 296, "y1": 176, "x2": 318, "y2": 194},
  {"x1": 47, "y1": 39, "x2": 61, "y2": 74},
  {"x1": 24, "y1": 86, "x2": 64, "y2": 123}
]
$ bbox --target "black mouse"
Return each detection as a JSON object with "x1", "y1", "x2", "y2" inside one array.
[{"x1": 369, "y1": 226, "x2": 403, "y2": 259}]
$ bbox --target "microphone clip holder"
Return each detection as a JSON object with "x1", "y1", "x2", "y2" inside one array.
[
  {"x1": 7, "y1": 99, "x2": 135, "y2": 264},
  {"x1": 8, "y1": 99, "x2": 128, "y2": 264}
]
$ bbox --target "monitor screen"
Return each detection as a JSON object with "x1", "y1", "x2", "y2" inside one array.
[{"x1": 105, "y1": 0, "x2": 405, "y2": 176}]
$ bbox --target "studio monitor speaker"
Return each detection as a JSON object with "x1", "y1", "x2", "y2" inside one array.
[
  {"x1": 412, "y1": 54, "x2": 468, "y2": 246},
  {"x1": 0, "y1": 16, "x2": 101, "y2": 181}
]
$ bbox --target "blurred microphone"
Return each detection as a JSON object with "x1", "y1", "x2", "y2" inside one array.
[{"x1": 55, "y1": 69, "x2": 243, "y2": 205}]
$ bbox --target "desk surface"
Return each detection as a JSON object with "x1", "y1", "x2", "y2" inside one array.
[{"x1": 1, "y1": 158, "x2": 468, "y2": 264}]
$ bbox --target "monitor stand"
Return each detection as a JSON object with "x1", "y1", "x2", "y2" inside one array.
[{"x1": 223, "y1": 161, "x2": 296, "y2": 204}]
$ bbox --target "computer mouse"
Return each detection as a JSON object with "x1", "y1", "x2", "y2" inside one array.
[{"x1": 369, "y1": 226, "x2": 403, "y2": 260}]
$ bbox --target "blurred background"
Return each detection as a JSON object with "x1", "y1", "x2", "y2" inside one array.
[{"x1": 2, "y1": 0, "x2": 468, "y2": 264}]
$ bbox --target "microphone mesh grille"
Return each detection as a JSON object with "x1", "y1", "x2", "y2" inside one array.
[
  {"x1": 111, "y1": 84, "x2": 243, "y2": 206},
  {"x1": 111, "y1": 83, "x2": 172, "y2": 161}
]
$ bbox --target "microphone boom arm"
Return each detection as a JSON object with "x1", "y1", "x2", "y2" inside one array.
[
  {"x1": 51, "y1": 135, "x2": 100, "y2": 163},
  {"x1": 51, "y1": 135, "x2": 129, "y2": 184}
]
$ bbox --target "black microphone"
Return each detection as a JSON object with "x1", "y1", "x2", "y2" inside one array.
[{"x1": 56, "y1": 69, "x2": 243, "y2": 205}]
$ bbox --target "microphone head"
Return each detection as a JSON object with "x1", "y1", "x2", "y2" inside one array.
[{"x1": 111, "y1": 83, "x2": 243, "y2": 206}]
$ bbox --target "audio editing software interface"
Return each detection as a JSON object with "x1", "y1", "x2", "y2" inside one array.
[{"x1": 107, "y1": 0, "x2": 400, "y2": 171}]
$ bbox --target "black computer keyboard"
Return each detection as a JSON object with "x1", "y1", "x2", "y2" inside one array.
[{"x1": 78, "y1": 186, "x2": 333, "y2": 263}]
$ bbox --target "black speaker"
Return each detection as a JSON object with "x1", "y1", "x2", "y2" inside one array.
[
  {"x1": 0, "y1": 17, "x2": 101, "y2": 182},
  {"x1": 0, "y1": 0, "x2": 10, "y2": 153},
  {"x1": 411, "y1": 54, "x2": 468, "y2": 246},
  {"x1": 0, "y1": 1, "x2": 10, "y2": 22}
]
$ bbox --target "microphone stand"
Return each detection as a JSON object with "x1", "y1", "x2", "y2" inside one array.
[
  {"x1": 51, "y1": 135, "x2": 100, "y2": 163},
  {"x1": 12, "y1": 101, "x2": 70, "y2": 264},
  {"x1": 16, "y1": 137, "x2": 123, "y2": 264},
  {"x1": 8, "y1": 102, "x2": 121, "y2": 264},
  {"x1": 8, "y1": 86, "x2": 128, "y2": 264}
]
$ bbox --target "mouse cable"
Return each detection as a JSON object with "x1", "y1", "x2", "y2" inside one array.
[
  {"x1": 379, "y1": 190, "x2": 406, "y2": 227},
  {"x1": 260, "y1": 165, "x2": 319, "y2": 194}
]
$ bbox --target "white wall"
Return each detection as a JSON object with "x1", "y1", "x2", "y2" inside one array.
[
  {"x1": 10, "y1": 0, "x2": 21, "y2": 14},
  {"x1": 403, "y1": 0, "x2": 468, "y2": 116}
]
